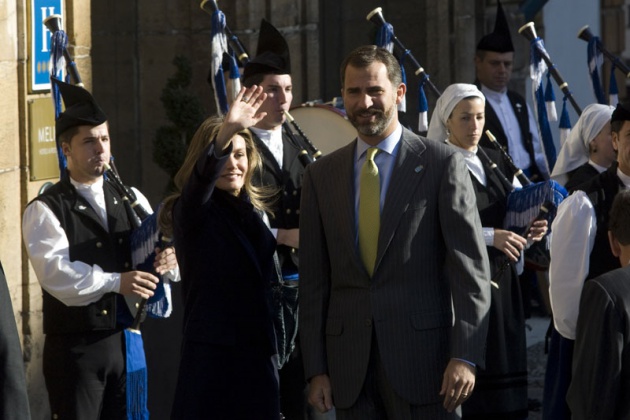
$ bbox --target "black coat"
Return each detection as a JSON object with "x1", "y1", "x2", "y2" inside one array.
[
  {"x1": 0, "y1": 262, "x2": 31, "y2": 419},
  {"x1": 171, "y1": 143, "x2": 279, "y2": 419}
]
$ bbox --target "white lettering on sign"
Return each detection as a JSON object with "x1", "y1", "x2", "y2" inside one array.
[
  {"x1": 38, "y1": 126, "x2": 55, "y2": 143},
  {"x1": 39, "y1": 147, "x2": 57, "y2": 155},
  {"x1": 40, "y1": 7, "x2": 56, "y2": 53}
]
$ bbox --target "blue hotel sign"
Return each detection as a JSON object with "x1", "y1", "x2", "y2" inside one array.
[{"x1": 31, "y1": 0, "x2": 63, "y2": 91}]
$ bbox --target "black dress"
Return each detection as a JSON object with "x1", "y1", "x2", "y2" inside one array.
[{"x1": 462, "y1": 147, "x2": 528, "y2": 420}]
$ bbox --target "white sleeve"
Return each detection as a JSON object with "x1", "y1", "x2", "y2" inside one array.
[
  {"x1": 22, "y1": 200, "x2": 121, "y2": 306},
  {"x1": 548, "y1": 191, "x2": 596, "y2": 339},
  {"x1": 527, "y1": 103, "x2": 551, "y2": 179}
]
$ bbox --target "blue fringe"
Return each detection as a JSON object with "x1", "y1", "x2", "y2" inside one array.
[
  {"x1": 125, "y1": 329, "x2": 149, "y2": 420},
  {"x1": 505, "y1": 180, "x2": 568, "y2": 235}
]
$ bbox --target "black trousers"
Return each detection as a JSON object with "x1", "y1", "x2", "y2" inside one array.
[{"x1": 43, "y1": 330, "x2": 127, "y2": 420}]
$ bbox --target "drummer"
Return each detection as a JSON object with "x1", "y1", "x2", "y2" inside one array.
[{"x1": 241, "y1": 19, "x2": 308, "y2": 420}]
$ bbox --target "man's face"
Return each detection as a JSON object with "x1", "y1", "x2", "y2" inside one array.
[
  {"x1": 255, "y1": 74, "x2": 293, "y2": 130},
  {"x1": 613, "y1": 120, "x2": 630, "y2": 176},
  {"x1": 62, "y1": 122, "x2": 111, "y2": 184},
  {"x1": 341, "y1": 62, "x2": 404, "y2": 144},
  {"x1": 475, "y1": 51, "x2": 514, "y2": 92}
]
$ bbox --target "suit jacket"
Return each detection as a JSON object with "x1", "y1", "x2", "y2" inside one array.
[
  {"x1": 567, "y1": 265, "x2": 630, "y2": 420},
  {"x1": 299, "y1": 128, "x2": 491, "y2": 408}
]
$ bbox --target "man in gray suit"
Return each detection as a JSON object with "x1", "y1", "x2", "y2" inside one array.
[{"x1": 299, "y1": 45, "x2": 491, "y2": 419}]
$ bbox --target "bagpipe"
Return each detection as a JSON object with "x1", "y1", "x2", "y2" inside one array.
[
  {"x1": 483, "y1": 131, "x2": 568, "y2": 272},
  {"x1": 366, "y1": 6, "x2": 440, "y2": 131},
  {"x1": 200, "y1": 0, "x2": 321, "y2": 167},
  {"x1": 200, "y1": 0, "x2": 300, "y2": 368},
  {"x1": 47, "y1": 16, "x2": 171, "y2": 420},
  {"x1": 518, "y1": 21, "x2": 582, "y2": 169},
  {"x1": 577, "y1": 25, "x2": 630, "y2": 106}
]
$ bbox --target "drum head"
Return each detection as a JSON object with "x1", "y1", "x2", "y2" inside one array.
[{"x1": 288, "y1": 105, "x2": 356, "y2": 156}]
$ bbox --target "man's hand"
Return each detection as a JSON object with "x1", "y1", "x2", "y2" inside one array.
[
  {"x1": 307, "y1": 374, "x2": 334, "y2": 414},
  {"x1": 439, "y1": 359, "x2": 476, "y2": 413},
  {"x1": 493, "y1": 229, "x2": 527, "y2": 262},
  {"x1": 119, "y1": 271, "x2": 159, "y2": 299},
  {"x1": 527, "y1": 219, "x2": 548, "y2": 242},
  {"x1": 276, "y1": 228, "x2": 299, "y2": 249},
  {"x1": 153, "y1": 246, "x2": 177, "y2": 275}
]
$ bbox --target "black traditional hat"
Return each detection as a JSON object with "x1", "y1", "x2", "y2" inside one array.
[
  {"x1": 476, "y1": 0, "x2": 514, "y2": 53},
  {"x1": 242, "y1": 19, "x2": 291, "y2": 81},
  {"x1": 611, "y1": 100, "x2": 630, "y2": 123},
  {"x1": 52, "y1": 77, "x2": 107, "y2": 138}
]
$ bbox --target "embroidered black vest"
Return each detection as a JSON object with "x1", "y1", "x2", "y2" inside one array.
[{"x1": 33, "y1": 175, "x2": 134, "y2": 334}]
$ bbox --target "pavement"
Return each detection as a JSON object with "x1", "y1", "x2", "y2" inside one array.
[{"x1": 525, "y1": 313, "x2": 551, "y2": 420}]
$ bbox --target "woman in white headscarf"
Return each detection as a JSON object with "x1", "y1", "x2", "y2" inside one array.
[
  {"x1": 428, "y1": 83, "x2": 547, "y2": 420},
  {"x1": 551, "y1": 103, "x2": 615, "y2": 191}
]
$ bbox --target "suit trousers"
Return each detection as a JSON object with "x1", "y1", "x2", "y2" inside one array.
[
  {"x1": 335, "y1": 334, "x2": 461, "y2": 420},
  {"x1": 43, "y1": 330, "x2": 127, "y2": 420}
]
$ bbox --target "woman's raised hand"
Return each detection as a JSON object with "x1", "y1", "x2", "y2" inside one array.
[{"x1": 216, "y1": 86, "x2": 267, "y2": 149}]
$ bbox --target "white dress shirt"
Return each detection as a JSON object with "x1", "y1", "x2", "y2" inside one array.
[
  {"x1": 549, "y1": 168, "x2": 630, "y2": 339},
  {"x1": 481, "y1": 85, "x2": 550, "y2": 179},
  {"x1": 250, "y1": 126, "x2": 284, "y2": 169},
  {"x1": 22, "y1": 176, "x2": 177, "y2": 307}
]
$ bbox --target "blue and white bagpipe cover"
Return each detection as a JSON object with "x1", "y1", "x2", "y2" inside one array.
[
  {"x1": 130, "y1": 211, "x2": 174, "y2": 318},
  {"x1": 504, "y1": 180, "x2": 568, "y2": 270}
]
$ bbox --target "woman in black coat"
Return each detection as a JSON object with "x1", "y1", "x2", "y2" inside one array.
[{"x1": 162, "y1": 86, "x2": 281, "y2": 419}]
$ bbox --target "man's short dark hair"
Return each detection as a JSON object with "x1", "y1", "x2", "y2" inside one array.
[
  {"x1": 242, "y1": 72, "x2": 269, "y2": 88},
  {"x1": 609, "y1": 189, "x2": 630, "y2": 246},
  {"x1": 340, "y1": 45, "x2": 402, "y2": 88},
  {"x1": 58, "y1": 126, "x2": 81, "y2": 145}
]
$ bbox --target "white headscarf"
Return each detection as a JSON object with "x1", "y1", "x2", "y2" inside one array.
[
  {"x1": 551, "y1": 103, "x2": 614, "y2": 185},
  {"x1": 426, "y1": 83, "x2": 485, "y2": 142}
]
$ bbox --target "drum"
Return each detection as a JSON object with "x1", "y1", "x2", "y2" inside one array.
[{"x1": 288, "y1": 104, "x2": 356, "y2": 156}]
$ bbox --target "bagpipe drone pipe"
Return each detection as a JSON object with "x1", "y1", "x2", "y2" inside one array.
[
  {"x1": 47, "y1": 16, "x2": 172, "y2": 420},
  {"x1": 484, "y1": 131, "x2": 568, "y2": 272}
]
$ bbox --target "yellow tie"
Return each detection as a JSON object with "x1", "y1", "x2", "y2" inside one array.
[{"x1": 359, "y1": 147, "x2": 380, "y2": 276}]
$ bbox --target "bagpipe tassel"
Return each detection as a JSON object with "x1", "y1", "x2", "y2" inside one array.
[
  {"x1": 587, "y1": 36, "x2": 607, "y2": 105},
  {"x1": 210, "y1": 9, "x2": 229, "y2": 114},
  {"x1": 397, "y1": 52, "x2": 408, "y2": 113},
  {"x1": 228, "y1": 50, "x2": 242, "y2": 105},
  {"x1": 558, "y1": 96, "x2": 572, "y2": 149},
  {"x1": 609, "y1": 64, "x2": 619, "y2": 107},
  {"x1": 125, "y1": 329, "x2": 149, "y2": 420},
  {"x1": 544, "y1": 71, "x2": 557, "y2": 122},
  {"x1": 50, "y1": 30, "x2": 68, "y2": 175},
  {"x1": 375, "y1": 21, "x2": 394, "y2": 53},
  {"x1": 530, "y1": 36, "x2": 557, "y2": 169},
  {"x1": 417, "y1": 81, "x2": 429, "y2": 132}
]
